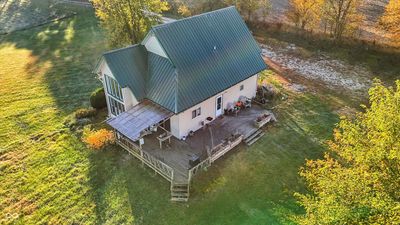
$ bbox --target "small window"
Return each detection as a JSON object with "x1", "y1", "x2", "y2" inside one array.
[
  {"x1": 196, "y1": 107, "x2": 201, "y2": 116},
  {"x1": 192, "y1": 107, "x2": 201, "y2": 119},
  {"x1": 240, "y1": 84, "x2": 244, "y2": 91}
]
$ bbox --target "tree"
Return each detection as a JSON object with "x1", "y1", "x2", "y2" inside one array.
[
  {"x1": 286, "y1": 0, "x2": 323, "y2": 30},
  {"x1": 91, "y1": 0, "x2": 169, "y2": 47},
  {"x1": 322, "y1": 0, "x2": 364, "y2": 40},
  {"x1": 380, "y1": 0, "x2": 400, "y2": 44},
  {"x1": 174, "y1": 0, "x2": 224, "y2": 16},
  {"x1": 260, "y1": 0, "x2": 272, "y2": 23},
  {"x1": 224, "y1": 0, "x2": 267, "y2": 21},
  {"x1": 178, "y1": 4, "x2": 192, "y2": 17},
  {"x1": 296, "y1": 79, "x2": 400, "y2": 224}
]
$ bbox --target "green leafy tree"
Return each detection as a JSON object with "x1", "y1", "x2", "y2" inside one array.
[
  {"x1": 296, "y1": 79, "x2": 400, "y2": 224},
  {"x1": 91, "y1": 0, "x2": 169, "y2": 47}
]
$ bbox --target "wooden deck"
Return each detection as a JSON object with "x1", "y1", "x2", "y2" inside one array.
[{"x1": 138, "y1": 105, "x2": 270, "y2": 183}]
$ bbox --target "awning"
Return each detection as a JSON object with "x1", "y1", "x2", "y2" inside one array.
[{"x1": 107, "y1": 100, "x2": 174, "y2": 141}]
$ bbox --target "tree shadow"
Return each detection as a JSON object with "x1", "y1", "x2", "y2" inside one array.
[
  {"x1": 0, "y1": 3, "x2": 118, "y2": 223},
  {"x1": 1, "y1": 3, "x2": 106, "y2": 113}
]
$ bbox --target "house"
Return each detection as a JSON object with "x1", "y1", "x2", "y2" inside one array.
[{"x1": 94, "y1": 6, "x2": 269, "y2": 201}]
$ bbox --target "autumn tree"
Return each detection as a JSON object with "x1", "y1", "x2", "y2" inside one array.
[
  {"x1": 296, "y1": 79, "x2": 400, "y2": 224},
  {"x1": 380, "y1": 0, "x2": 400, "y2": 44},
  {"x1": 322, "y1": 0, "x2": 364, "y2": 40},
  {"x1": 173, "y1": 0, "x2": 224, "y2": 16},
  {"x1": 260, "y1": 0, "x2": 272, "y2": 23},
  {"x1": 91, "y1": 0, "x2": 169, "y2": 47},
  {"x1": 178, "y1": 4, "x2": 192, "y2": 17},
  {"x1": 225, "y1": 0, "x2": 270, "y2": 22},
  {"x1": 286, "y1": 0, "x2": 323, "y2": 30}
]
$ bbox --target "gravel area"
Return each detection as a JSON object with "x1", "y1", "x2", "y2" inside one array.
[{"x1": 261, "y1": 44, "x2": 373, "y2": 92}]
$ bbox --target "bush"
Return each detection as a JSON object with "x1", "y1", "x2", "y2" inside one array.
[
  {"x1": 75, "y1": 108, "x2": 97, "y2": 119},
  {"x1": 82, "y1": 128, "x2": 115, "y2": 150},
  {"x1": 90, "y1": 88, "x2": 107, "y2": 109}
]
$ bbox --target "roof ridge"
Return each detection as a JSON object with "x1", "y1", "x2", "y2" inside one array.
[
  {"x1": 151, "y1": 6, "x2": 236, "y2": 30},
  {"x1": 103, "y1": 44, "x2": 142, "y2": 56}
]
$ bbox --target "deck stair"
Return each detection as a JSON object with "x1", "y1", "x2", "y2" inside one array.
[
  {"x1": 170, "y1": 182, "x2": 190, "y2": 202},
  {"x1": 244, "y1": 129, "x2": 265, "y2": 146}
]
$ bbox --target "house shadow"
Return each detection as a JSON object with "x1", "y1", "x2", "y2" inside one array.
[
  {"x1": 0, "y1": 3, "x2": 137, "y2": 223},
  {"x1": 1, "y1": 3, "x2": 105, "y2": 113}
]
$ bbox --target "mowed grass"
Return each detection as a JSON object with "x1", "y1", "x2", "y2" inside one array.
[{"x1": 0, "y1": 5, "x2": 340, "y2": 225}]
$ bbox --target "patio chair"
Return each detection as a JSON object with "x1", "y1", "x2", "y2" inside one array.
[{"x1": 239, "y1": 96, "x2": 251, "y2": 108}]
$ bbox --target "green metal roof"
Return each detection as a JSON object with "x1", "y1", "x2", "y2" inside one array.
[
  {"x1": 102, "y1": 45, "x2": 148, "y2": 101},
  {"x1": 99, "y1": 6, "x2": 266, "y2": 113},
  {"x1": 146, "y1": 52, "x2": 177, "y2": 111},
  {"x1": 151, "y1": 6, "x2": 266, "y2": 112}
]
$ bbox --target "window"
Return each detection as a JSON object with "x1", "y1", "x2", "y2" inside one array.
[
  {"x1": 104, "y1": 74, "x2": 123, "y2": 101},
  {"x1": 240, "y1": 84, "x2": 244, "y2": 91},
  {"x1": 104, "y1": 74, "x2": 125, "y2": 116},
  {"x1": 108, "y1": 96, "x2": 125, "y2": 116},
  {"x1": 192, "y1": 107, "x2": 201, "y2": 119}
]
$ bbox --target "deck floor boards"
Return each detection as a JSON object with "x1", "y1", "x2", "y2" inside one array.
[{"x1": 137, "y1": 105, "x2": 270, "y2": 182}]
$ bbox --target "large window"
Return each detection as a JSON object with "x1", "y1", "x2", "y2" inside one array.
[
  {"x1": 108, "y1": 96, "x2": 125, "y2": 116},
  {"x1": 104, "y1": 74, "x2": 123, "y2": 101},
  {"x1": 104, "y1": 74, "x2": 125, "y2": 116}
]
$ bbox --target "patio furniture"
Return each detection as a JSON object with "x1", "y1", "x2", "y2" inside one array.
[
  {"x1": 239, "y1": 96, "x2": 251, "y2": 108},
  {"x1": 189, "y1": 154, "x2": 200, "y2": 168},
  {"x1": 157, "y1": 132, "x2": 172, "y2": 149},
  {"x1": 225, "y1": 102, "x2": 241, "y2": 116}
]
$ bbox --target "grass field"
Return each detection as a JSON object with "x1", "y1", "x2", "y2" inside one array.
[{"x1": 0, "y1": 4, "x2": 343, "y2": 225}]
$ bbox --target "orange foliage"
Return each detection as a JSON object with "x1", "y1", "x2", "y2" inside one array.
[
  {"x1": 82, "y1": 128, "x2": 115, "y2": 150},
  {"x1": 380, "y1": 0, "x2": 400, "y2": 42}
]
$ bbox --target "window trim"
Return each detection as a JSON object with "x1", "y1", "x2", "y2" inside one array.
[
  {"x1": 104, "y1": 74, "x2": 123, "y2": 101},
  {"x1": 108, "y1": 96, "x2": 125, "y2": 116},
  {"x1": 192, "y1": 107, "x2": 201, "y2": 119}
]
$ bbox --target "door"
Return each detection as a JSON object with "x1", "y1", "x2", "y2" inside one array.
[{"x1": 216, "y1": 95, "x2": 223, "y2": 117}]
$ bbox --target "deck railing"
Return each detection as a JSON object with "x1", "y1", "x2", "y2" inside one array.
[
  {"x1": 188, "y1": 134, "x2": 244, "y2": 182},
  {"x1": 188, "y1": 158, "x2": 211, "y2": 182},
  {"x1": 115, "y1": 131, "x2": 174, "y2": 182},
  {"x1": 210, "y1": 134, "x2": 244, "y2": 163},
  {"x1": 115, "y1": 131, "x2": 244, "y2": 201}
]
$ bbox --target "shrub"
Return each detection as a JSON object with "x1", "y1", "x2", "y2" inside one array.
[
  {"x1": 75, "y1": 108, "x2": 97, "y2": 119},
  {"x1": 82, "y1": 128, "x2": 115, "y2": 150},
  {"x1": 90, "y1": 88, "x2": 107, "y2": 109}
]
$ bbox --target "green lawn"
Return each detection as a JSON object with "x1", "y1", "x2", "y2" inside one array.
[{"x1": 0, "y1": 4, "x2": 341, "y2": 225}]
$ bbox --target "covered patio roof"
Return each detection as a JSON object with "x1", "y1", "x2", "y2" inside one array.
[{"x1": 107, "y1": 100, "x2": 174, "y2": 141}]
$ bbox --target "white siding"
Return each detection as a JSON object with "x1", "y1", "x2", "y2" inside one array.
[
  {"x1": 171, "y1": 74, "x2": 258, "y2": 139},
  {"x1": 121, "y1": 87, "x2": 138, "y2": 110},
  {"x1": 169, "y1": 115, "x2": 180, "y2": 138},
  {"x1": 143, "y1": 34, "x2": 168, "y2": 58}
]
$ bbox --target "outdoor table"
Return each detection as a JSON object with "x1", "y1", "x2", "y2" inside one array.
[{"x1": 157, "y1": 132, "x2": 172, "y2": 149}]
